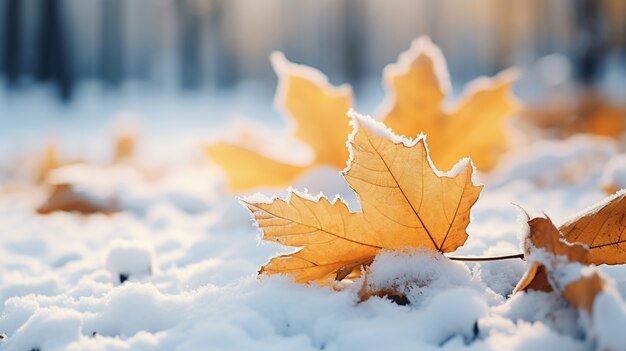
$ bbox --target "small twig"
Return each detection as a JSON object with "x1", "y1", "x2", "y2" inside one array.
[{"x1": 446, "y1": 253, "x2": 525, "y2": 262}]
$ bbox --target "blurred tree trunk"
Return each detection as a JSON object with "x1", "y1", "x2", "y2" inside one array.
[
  {"x1": 575, "y1": 0, "x2": 603, "y2": 85},
  {"x1": 342, "y1": 0, "x2": 365, "y2": 90},
  {"x1": 100, "y1": 0, "x2": 124, "y2": 88},
  {"x1": 177, "y1": 0, "x2": 203, "y2": 90},
  {"x1": 208, "y1": 0, "x2": 237, "y2": 89},
  {"x1": 35, "y1": 0, "x2": 73, "y2": 100},
  {"x1": 3, "y1": 0, "x2": 21, "y2": 86}
]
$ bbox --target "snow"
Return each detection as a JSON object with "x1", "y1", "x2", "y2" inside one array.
[
  {"x1": 1, "y1": 89, "x2": 626, "y2": 350},
  {"x1": 593, "y1": 289, "x2": 626, "y2": 350},
  {"x1": 105, "y1": 241, "x2": 154, "y2": 284},
  {"x1": 600, "y1": 154, "x2": 626, "y2": 192}
]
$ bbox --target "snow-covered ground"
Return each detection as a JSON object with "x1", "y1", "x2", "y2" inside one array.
[{"x1": 1, "y1": 87, "x2": 626, "y2": 350}]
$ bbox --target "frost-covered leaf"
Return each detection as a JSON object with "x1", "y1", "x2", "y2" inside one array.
[
  {"x1": 379, "y1": 36, "x2": 518, "y2": 171},
  {"x1": 562, "y1": 271, "x2": 606, "y2": 312},
  {"x1": 514, "y1": 216, "x2": 611, "y2": 314},
  {"x1": 243, "y1": 112, "x2": 482, "y2": 284},
  {"x1": 516, "y1": 191, "x2": 626, "y2": 293},
  {"x1": 207, "y1": 37, "x2": 518, "y2": 191},
  {"x1": 561, "y1": 190, "x2": 626, "y2": 265},
  {"x1": 515, "y1": 216, "x2": 588, "y2": 293}
]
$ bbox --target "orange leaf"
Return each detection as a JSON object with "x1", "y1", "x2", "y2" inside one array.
[
  {"x1": 515, "y1": 215, "x2": 608, "y2": 313},
  {"x1": 379, "y1": 36, "x2": 518, "y2": 171},
  {"x1": 37, "y1": 183, "x2": 118, "y2": 215},
  {"x1": 207, "y1": 37, "x2": 518, "y2": 191},
  {"x1": 206, "y1": 53, "x2": 352, "y2": 191},
  {"x1": 560, "y1": 191, "x2": 626, "y2": 265},
  {"x1": 243, "y1": 112, "x2": 482, "y2": 284},
  {"x1": 562, "y1": 271, "x2": 606, "y2": 312}
]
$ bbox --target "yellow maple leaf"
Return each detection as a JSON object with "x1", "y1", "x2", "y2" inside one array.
[
  {"x1": 517, "y1": 191, "x2": 626, "y2": 292},
  {"x1": 515, "y1": 215, "x2": 589, "y2": 293},
  {"x1": 206, "y1": 52, "x2": 352, "y2": 191},
  {"x1": 207, "y1": 37, "x2": 517, "y2": 191},
  {"x1": 560, "y1": 190, "x2": 626, "y2": 265},
  {"x1": 242, "y1": 112, "x2": 482, "y2": 284},
  {"x1": 514, "y1": 215, "x2": 609, "y2": 313},
  {"x1": 379, "y1": 36, "x2": 518, "y2": 171}
]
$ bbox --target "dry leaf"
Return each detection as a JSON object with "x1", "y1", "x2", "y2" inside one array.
[
  {"x1": 562, "y1": 271, "x2": 607, "y2": 312},
  {"x1": 243, "y1": 112, "x2": 482, "y2": 284},
  {"x1": 523, "y1": 91, "x2": 626, "y2": 139},
  {"x1": 37, "y1": 133, "x2": 142, "y2": 215},
  {"x1": 379, "y1": 36, "x2": 518, "y2": 171},
  {"x1": 515, "y1": 216, "x2": 588, "y2": 293},
  {"x1": 37, "y1": 183, "x2": 118, "y2": 215},
  {"x1": 515, "y1": 215, "x2": 608, "y2": 313},
  {"x1": 516, "y1": 191, "x2": 626, "y2": 292},
  {"x1": 206, "y1": 52, "x2": 352, "y2": 191},
  {"x1": 113, "y1": 133, "x2": 136, "y2": 163},
  {"x1": 35, "y1": 143, "x2": 82, "y2": 183},
  {"x1": 560, "y1": 191, "x2": 626, "y2": 265},
  {"x1": 356, "y1": 267, "x2": 410, "y2": 305},
  {"x1": 36, "y1": 143, "x2": 61, "y2": 183},
  {"x1": 206, "y1": 143, "x2": 309, "y2": 190},
  {"x1": 208, "y1": 37, "x2": 517, "y2": 191}
]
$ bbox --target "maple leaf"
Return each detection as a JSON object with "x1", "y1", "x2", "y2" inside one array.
[
  {"x1": 515, "y1": 215, "x2": 608, "y2": 313},
  {"x1": 515, "y1": 215, "x2": 589, "y2": 293},
  {"x1": 37, "y1": 132, "x2": 141, "y2": 215},
  {"x1": 206, "y1": 52, "x2": 352, "y2": 191},
  {"x1": 379, "y1": 36, "x2": 518, "y2": 171},
  {"x1": 207, "y1": 37, "x2": 517, "y2": 191},
  {"x1": 242, "y1": 111, "x2": 482, "y2": 284},
  {"x1": 515, "y1": 191, "x2": 626, "y2": 293},
  {"x1": 560, "y1": 190, "x2": 626, "y2": 265}
]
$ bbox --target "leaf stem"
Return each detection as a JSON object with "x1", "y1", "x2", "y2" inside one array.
[{"x1": 446, "y1": 253, "x2": 525, "y2": 262}]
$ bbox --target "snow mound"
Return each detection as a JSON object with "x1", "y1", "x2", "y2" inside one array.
[{"x1": 105, "y1": 241, "x2": 154, "y2": 284}]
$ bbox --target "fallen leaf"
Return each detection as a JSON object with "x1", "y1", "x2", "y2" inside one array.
[
  {"x1": 208, "y1": 37, "x2": 517, "y2": 191},
  {"x1": 560, "y1": 191, "x2": 626, "y2": 265},
  {"x1": 36, "y1": 143, "x2": 61, "y2": 183},
  {"x1": 562, "y1": 271, "x2": 607, "y2": 312},
  {"x1": 515, "y1": 215, "x2": 588, "y2": 293},
  {"x1": 515, "y1": 215, "x2": 609, "y2": 313},
  {"x1": 379, "y1": 36, "x2": 518, "y2": 171},
  {"x1": 35, "y1": 143, "x2": 82, "y2": 183},
  {"x1": 113, "y1": 132, "x2": 136, "y2": 163},
  {"x1": 243, "y1": 112, "x2": 482, "y2": 284},
  {"x1": 523, "y1": 91, "x2": 626, "y2": 139},
  {"x1": 206, "y1": 52, "x2": 352, "y2": 191},
  {"x1": 516, "y1": 191, "x2": 626, "y2": 292},
  {"x1": 37, "y1": 183, "x2": 118, "y2": 215},
  {"x1": 37, "y1": 131, "x2": 145, "y2": 215},
  {"x1": 356, "y1": 267, "x2": 410, "y2": 305}
]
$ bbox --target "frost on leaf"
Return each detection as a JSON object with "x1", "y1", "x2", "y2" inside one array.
[
  {"x1": 242, "y1": 112, "x2": 482, "y2": 284},
  {"x1": 207, "y1": 37, "x2": 518, "y2": 192},
  {"x1": 379, "y1": 36, "x2": 518, "y2": 171},
  {"x1": 516, "y1": 191, "x2": 626, "y2": 293},
  {"x1": 560, "y1": 190, "x2": 626, "y2": 265},
  {"x1": 514, "y1": 215, "x2": 610, "y2": 313}
]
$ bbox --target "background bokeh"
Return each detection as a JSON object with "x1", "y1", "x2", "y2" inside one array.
[
  {"x1": 0, "y1": 0, "x2": 625, "y2": 165},
  {"x1": 1, "y1": 0, "x2": 625, "y2": 101}
]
